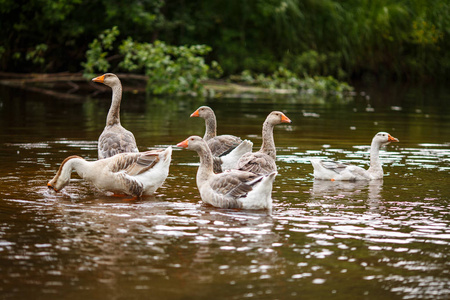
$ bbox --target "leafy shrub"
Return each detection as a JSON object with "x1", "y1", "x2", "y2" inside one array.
[
  {"x1": 282, "y1": 50, "x2": 347, "y2": 80},
  {"x1": 83, "y1": 27, "x2": 221, "y2": 96},
  {"x1": 119, "y1": 39, "x2": 218, "y2": 95},
  {"x1": 233, "y1": 67, "x2": 353, "y2": 97},
  {"x1": 82, "y1": 26, "x2": 120, "y2": 78},
  {"x1": 25, "y1": 44, "x2": 48, "y2": 65}
]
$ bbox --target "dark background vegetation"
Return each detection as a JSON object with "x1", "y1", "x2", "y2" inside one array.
[{"x1": 1, "y1": 0, "x2": 449, "y2": 83}]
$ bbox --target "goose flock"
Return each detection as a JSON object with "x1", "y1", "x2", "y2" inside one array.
[{"x1": 47, "y1": 73, "x2": 399, "y2": 210}]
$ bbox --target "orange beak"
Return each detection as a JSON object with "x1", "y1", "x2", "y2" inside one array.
[
  {"x1": 190, "y1": 109, "x2": 200, "y2": 117},
  {"x1": 92, "y1": 74, "x2": 105, "y2": 83},
  {"x1": 47, "y1": 182, "x2": 58, "y2": 192},
  {"x1": 176, "y1": 139, "x2": 189, "y2": 148},
  {"x1": 281, "y1": 114, "x2": 292, "y2": 123},
  {"x1": 388, "y1": 134, "x2": 399, "y2": 142}
]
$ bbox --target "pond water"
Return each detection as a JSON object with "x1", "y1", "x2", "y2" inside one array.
[{"x1": 0, "y1": 83, "x2": 449, "y2": 299}]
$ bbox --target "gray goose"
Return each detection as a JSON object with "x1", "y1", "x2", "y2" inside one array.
[
  {"x1": 92, "y1": 73, "x2": 138, "y2": 159},
  {"x1": 177, "y1": 136, "x2": 276, "y2": 210},
  {"x1": 190, "y1": 106, "x2": 252, "y2": 172},
  {"x1": 237, "y1": 111, "x2": 292, "y2": 175}
]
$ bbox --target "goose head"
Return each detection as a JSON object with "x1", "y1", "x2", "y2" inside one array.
[
  {"x1": 176, "y1": 136, "x2": 206, "y2": 152},
  {"x1": 190, "y1": 106, "x2": 214, "y2": 119},
  {"x1": 47, "y1": 156, "x2": 80, "y2": 192},
  {"x1": 47, "y1": 176, "x2": 69, "y2": 192},
  {"x1": 92, "y1": 73, "x2": 120, "y2": 88},
  {"x1": 47, "y1": 171, "x2": 70, "y2": 193},
  {"x1": 373, "y1": 132, "x2": 399, "y2": 145},
  {"x1": 266, "y1": 111, "x2": 292, "y2": 125}
]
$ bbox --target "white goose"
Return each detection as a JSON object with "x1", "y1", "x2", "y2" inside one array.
[
  {"x1": 47, "y1": 147, "x2": 172, "y2": 197},
  {"x1": 237, "y1": 111, "x2": 291, "y2": 174},
  {"x1": 92, "y1": 73, "x2": 139, "y2": 159},
  {"x1": 311, "y1": 132, "x2": 399, "y2": 181},
  {"x1": 177, "y1": 136, "x2": 276, "y2": 210},
  {"x1": 190, "y1": 106, "x2": 252, "y2": 172}
]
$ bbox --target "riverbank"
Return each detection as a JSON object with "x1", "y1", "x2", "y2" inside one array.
[{"x1": 0, "y1": 72, "x2": 301, "y2": 100}]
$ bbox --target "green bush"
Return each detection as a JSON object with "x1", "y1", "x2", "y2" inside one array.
[
  {"x1": 232, "y1": 67, "x2": 353, "y2": 97},
  {"x1": 83, "y1": 27, "x2": 221, "y2": 96},
  {"x1": 119, "y1": 39, "x2": 217, "y2": 95},
  {"x1": 82, "y1": 26, "x2": 120, "y2": 78}
]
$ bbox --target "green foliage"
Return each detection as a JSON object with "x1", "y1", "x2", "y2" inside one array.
[
  {"x1": 82, "y1": 26, "x2": 120, "y2": 78},
  {"x1": 162, "y1": 0, "x2": 450, "y2": 81},
  {"x1": 25, "y1": 44, "x2": 48, "y2": 65},
  {"x1": 233, "y1": 67, "x2": 353, "y2": 97},
  {"x1": 83, "y1": 27, "x2": 220, "y2": 95},
  {"x1": 119, "y1": 39, "x2": 216, "y2": 95},
  {"x1": 0, "y1": 0, "x2": 164, "y2": 72},
  {"x1": 0, "y1": 46, "x2": 5, "y2": 60},
  {"x1": 2, "y1": 0, "x2": 450, "y2": 83},
  {"x1": 282, "y1": 50, "x2": 347, "y2": 80}
]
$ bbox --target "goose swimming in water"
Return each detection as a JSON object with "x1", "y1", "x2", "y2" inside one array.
[
  {"x1": 92, "y1": 73, "x2": 139, "y2": 159},
  {"x1": 310, "y1": 132, "x2": 399, "y2": 181},
  {"x1": 177, "y1": 136, "x2": 276, "y2": 210}
]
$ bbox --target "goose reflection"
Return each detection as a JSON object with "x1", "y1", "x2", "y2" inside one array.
[{"x1": 311, "y1": 179, "x2": 384, "y2": 210}]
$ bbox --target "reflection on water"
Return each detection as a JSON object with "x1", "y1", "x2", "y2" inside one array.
[
  {"x1": 311, "y1": 179, "x2": 383, "y2": 209},
  {"x1": 0, "y1": 85, "x2": 449, "y2": 299}
]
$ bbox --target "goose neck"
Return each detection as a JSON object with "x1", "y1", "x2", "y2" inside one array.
[
  {"x1": 203, "y1": 115, "x2": 217, "y2": 141},
  {"x1": 106, "y1": 84, "x2": 122, "y2": 126},
  {"x1": 54, "y1": 156, "x2": 89, "y2": 183},
  {"x1": 368, "y1": 140, "x2": 382, "y2": 173},
  {"x1": 67, "y1": 157, "x2": 91, "y2": 179},
  {"x1": 260, "y1": 121, "x2": 276, "y2": 159},
  {"x1": 196, "y1": 143, "x2": 215, "y2": 183}
]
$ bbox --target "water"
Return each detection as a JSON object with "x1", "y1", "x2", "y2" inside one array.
[{"x1": 0, "y1": 83, "x2": 449, "y2": 299}]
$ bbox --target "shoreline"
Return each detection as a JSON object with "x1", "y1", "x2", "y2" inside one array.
[{"x1": 0, "y1": 72, "x2": 299, "y2": 100}]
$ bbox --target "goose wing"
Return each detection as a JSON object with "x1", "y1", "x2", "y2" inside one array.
[
  {"x1": 124, "y1": 150, "x2": 162, "y2": 176},
  {"x1": 237, "y1": 152, "x2": 277, "y2": 175},
  {"x1": 210, "y1": 170, "x2": 261, "y2": 198},
  {"x1": 319, "y1": 160, "x2": 352, "y2": 174},
  {"x1": 98, "y1": 125, "x2": 138, "y2": 159},
  {"x1": 109, "y1": 150, "x2": 161, "y2": 175},
  {"x1": 207, "y1": 135, "x2": 242, "y2": 157}
]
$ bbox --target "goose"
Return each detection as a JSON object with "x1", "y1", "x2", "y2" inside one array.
[
  {"x1": 190, "y1": 106, "x2": 252, "y2": 172},
  {"x1": 92, "y1": 73, "x2": 138, "y2": 159},
  {"x1": 177, "y1": 136, "x2": 277, "y2": 210},
  {"x1": 211, "y1": 139, "x2": 253, "y2": 172},
  {"x1": 237, "y1": 111, "x2": 292, "y2": 174},
  {"x1": 310, "y1": 132, "x2": 399, "y2": 181},
  {"x1": 47, "y1": 147, "x2": 172, "y2": 197}
]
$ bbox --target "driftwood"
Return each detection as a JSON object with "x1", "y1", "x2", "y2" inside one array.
[
  {"x1": 0, "y1": 72, "x2": 87, "y2": 100},
  {"x1": 0, "y1": 72, "x2": 150, "y2": 100},
  {"x1": 0, "y1": 71, "x2": 298, "y2": 100}
]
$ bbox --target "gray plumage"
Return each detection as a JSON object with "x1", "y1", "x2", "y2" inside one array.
[{"x1": 93, "y1": 73, "x2": 138, "y2": 159}]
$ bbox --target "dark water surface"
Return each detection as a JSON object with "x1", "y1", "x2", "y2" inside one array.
[{"x1": 0, "y1": 84, "x2": 449, "y2": 299}]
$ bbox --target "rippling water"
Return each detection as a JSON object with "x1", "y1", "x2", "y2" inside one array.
[{"x1": 0, "y1": 84, "x2": 449, "y2": 299}]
